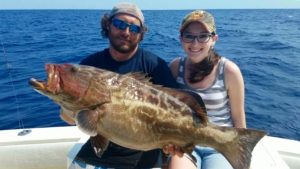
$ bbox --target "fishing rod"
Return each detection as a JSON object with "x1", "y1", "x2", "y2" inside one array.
[{"x1": 0, "y1": 38, "x2": 31, "y2": 136}]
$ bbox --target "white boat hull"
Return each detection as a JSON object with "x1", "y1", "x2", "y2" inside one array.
[{"x1": 0, "y1": 126, "x2": 299, "y2": 169}]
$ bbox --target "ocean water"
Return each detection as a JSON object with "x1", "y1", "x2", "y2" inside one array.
[{"x1": 0, "y1": 9, "x2": 299, "y2": 140}]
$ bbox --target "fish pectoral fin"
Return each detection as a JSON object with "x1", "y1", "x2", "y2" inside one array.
[
  {"x1": 76, "y1": 109, "x2": 100, "y2": 136},
  {"x1": 90, "y1": 134, "x2": 109, "y2": 158}
]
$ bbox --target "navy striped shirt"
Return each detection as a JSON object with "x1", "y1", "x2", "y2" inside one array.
[{"x1": 176, "y1": 57, "x2": 233, "y2": 127}]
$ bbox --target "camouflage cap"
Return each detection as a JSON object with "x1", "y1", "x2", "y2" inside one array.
[
  {"x1": 109, "y1": 2, "x2": 144, "y2": 26},
  {"x1": 180, "y1": 10, "x2": 216, "y2": 34}
]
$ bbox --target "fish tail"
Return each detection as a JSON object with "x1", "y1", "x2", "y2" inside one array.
[{"x1": 216, "y1": 127, "x2": 266, "y2": 169}]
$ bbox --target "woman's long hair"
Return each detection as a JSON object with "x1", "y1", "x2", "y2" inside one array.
[{"x1": 188, "y1": 48, "x2": 221, "y2": 83}]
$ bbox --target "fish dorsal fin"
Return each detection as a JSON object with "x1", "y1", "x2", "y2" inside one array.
[
  {"x1": 126, "y1": 72, "x2": 167, "y2": 89},
  {"x1": 156, "y1": 87, "x2": 208, "y2": 124},
  {"x1": 126, "y1": 72, "x2": 207, "y2": 123},
  {"x1": 126, "y1": 72, "x2": 152, "y2": 83}
]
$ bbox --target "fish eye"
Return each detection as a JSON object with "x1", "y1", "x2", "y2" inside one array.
[{"x1": 70, "y1": 66, "x2": 78, "y2": 73}]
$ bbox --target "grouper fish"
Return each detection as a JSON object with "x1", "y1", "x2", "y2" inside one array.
[{"x1": 29, "y1": 63, "x2": 266, "y2": 169}]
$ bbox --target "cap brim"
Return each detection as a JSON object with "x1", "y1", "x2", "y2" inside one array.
[{"x1": 180, "y1": 20, "x2": 210, "y2": 33}]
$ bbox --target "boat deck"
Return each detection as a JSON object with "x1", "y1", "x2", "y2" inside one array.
[{"x1": 0, "y1": 126, "x2": 299, "y2": 169}]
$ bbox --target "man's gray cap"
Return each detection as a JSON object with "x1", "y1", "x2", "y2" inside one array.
[{"x1": 109, "y1": 2, "x2": 144, "y2": 26}]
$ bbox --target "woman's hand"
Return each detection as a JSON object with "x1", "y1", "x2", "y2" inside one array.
[{"x1": 162, "y1": 144, "x2": 184, "y2": 157}]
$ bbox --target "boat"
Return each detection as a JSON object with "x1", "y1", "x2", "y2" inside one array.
[{"x1": 0, "y1": 126, "x2": 299, "y2": 169}]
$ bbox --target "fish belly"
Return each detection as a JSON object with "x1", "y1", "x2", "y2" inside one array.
[{"x1": 96, "y1": 102, "x2": 196, "y2": 151}]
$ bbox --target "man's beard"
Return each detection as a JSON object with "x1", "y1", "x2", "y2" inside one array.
[{"x1": 109, "y1": 33, "x2": 139, "y2": 54}]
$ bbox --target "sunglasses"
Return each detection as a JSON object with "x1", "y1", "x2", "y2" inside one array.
[
  {"x1": 111, "y1": 18, "x2": 142, "y2": 34},
  {"x1": 181, "y1": 33, "x2": 215, "y2": 43}
]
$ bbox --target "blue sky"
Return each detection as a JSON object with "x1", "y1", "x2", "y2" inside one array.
[{"x1": 1, "y1": 0, "x2": 300, "y2": 9}]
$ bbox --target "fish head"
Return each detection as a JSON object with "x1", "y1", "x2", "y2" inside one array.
[{"x1": 29, "y1": 63, "x2": 110, "y2": 112}]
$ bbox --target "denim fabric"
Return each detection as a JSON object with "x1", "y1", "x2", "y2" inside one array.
[
  {"x1": 70, "y1": 159, "x2": 107, "y2": 169},
  {"x1": 192, "y1": 146, "x2": 233, "y2": 169}
]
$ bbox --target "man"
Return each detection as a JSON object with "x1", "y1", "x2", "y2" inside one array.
[{"x1": 67, "y1": 2, "x2": 178, "y2": 169}]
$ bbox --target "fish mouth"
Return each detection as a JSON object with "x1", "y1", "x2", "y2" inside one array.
[
  {"x1": 29, "y1": 64, "x2": 61, "y2": 93},
  {"x1": 29, "y1": 78, "x2": 47, "y2": 90}
]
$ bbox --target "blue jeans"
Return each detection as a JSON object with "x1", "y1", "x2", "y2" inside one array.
[
  {"x1": 192, "y1": 146, "x2": 233, "y2": 169},
  {"x1": 70, "y1": 159, "x2": 106, "y2": 169}
]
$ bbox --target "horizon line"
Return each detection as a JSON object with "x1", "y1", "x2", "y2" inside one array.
[{"x1": 1, "y1": 8, "x2": 300, "y2": 10}]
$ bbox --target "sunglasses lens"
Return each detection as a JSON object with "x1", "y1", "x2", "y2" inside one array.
[
  {"x1": 182, "y1": 34, "x2": 212, "y2": 43},
  {"x1": 182, "y1": 34, "x2": 195, "y2": 43},
  {"x1": 112, "y1": 18, "x2": 141, "y2": 34},
  {"x1": 112, "y1": 19, "x2": 126, "y2": 30},
  {"x1": 197, "y1": 35, "x2": 210, "y2": 42},
  {"x1": 129, "y1": 25, "x2": 141, "y2": 33}
]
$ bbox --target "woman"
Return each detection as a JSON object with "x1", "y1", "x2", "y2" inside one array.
[{"x1": 168, "y1": 10, "x2": 246, "y2": 169}]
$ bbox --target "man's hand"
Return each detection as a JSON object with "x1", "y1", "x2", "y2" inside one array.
[{"x1": 162, "y1": 144, "x2": 184, "y2": 157}]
